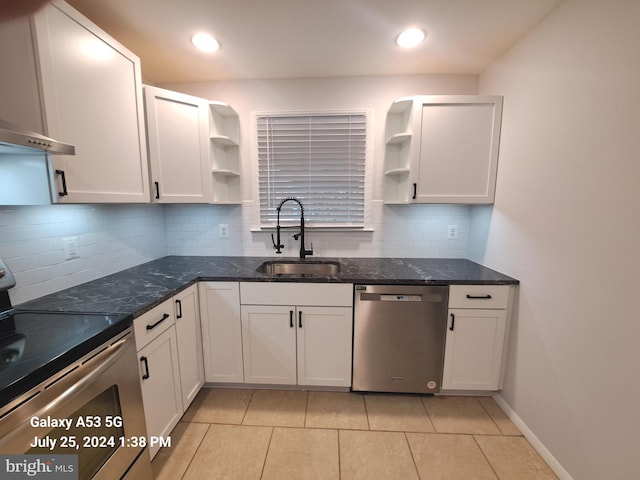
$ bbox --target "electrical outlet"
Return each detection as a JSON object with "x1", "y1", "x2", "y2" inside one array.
[
  {"x1": 63, "y1": 237, "x2": 79, "y2": 260},
  {"x1": 219, "y1": 224, "x2": 229, "y2": 238},
  {"x1": 447, "y1": 225, "x2": 459, "y2": 240}
]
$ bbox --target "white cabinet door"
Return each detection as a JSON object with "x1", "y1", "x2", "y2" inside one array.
[
  {"x1": 199, "y1": 282, "x2": 244, "y2": 383},
  {"x1": 144, "y1": 86, "x2": 212, "y2": 203},
  {"x1": 174, "y1": 285, "x2": 204, "y2": 410},
  {"x1": 32, "y1": 2, "x2": 149, "y2": 203},
  {"x1": 412, "y1": 96, "x2": 502, "y2": 204},
  {"x1": 297, "y1": 306, "x2": 353, "y2": 387},
  {"x1": 442, "y1": 308, "x2": 507, "y2": 391},
  {"x1": 241, "y1": 305, "x2": 297, "y2": 385},
  {"x1": 138, "y1": 328, "x2": 182, "y2": 459}
]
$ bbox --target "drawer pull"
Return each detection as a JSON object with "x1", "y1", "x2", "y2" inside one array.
[
  {"x1": 140, "y1": 356, "x2": 150, "y2": 380},
  {"x1": 466, "y1": 294, "x2": 492, "y2": 300},
  {"x1": 146, "y1": 313, "x2": 170, "y2": 330}
]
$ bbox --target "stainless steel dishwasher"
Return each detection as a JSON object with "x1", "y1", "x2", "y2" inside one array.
[{"x1": 352, "y1": 284, "x2": 449, "y2": 394}]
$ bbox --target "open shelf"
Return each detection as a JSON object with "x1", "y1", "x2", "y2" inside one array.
[{"x1": 209, "y1": 102, "x2": 241, "y2": 204}]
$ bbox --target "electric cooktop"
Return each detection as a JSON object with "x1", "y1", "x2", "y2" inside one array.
[{"x1": 0, "y1": 309, "x2": 132, "y2": 409}]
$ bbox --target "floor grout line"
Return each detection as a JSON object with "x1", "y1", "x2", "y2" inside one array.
[
  {"x1": 239, "y1": 388, "x2": 255, "y2": 425},
  {"x1": 476, "y1": 396, "x2": 504, "y2": 435},
  {"x1": 258, "y1": 426, "x2": 274, "y2": 480},
  {"x1": 404, "y1": 431, "x2": 422, "y2": 480},
  {"x1": 178, "y1": 423, "x2": 211, "y2": 480},
  {"x1": 472, "y1": 433, "x2": 502, "y2": 480}
]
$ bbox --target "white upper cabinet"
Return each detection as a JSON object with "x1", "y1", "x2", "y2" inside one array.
[
  {"x1": 0, "y1": 1, "x2": 150, "y2": 203},
  {"x1": 34, "y1": 1, "x2": 149, "y2": 203},
  {"x1": 0, "y1": 16, "x2": 45, "y2": 134},
  {"x1": 144, "y1": 86, "x2": 212, "y2": 203},
  {"x1": 383, "y1": 95, "x2": 503, "y2": 204}
]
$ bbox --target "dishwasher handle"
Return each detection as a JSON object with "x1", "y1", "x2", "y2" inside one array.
[{"x1": 359, "y1": 292, "x2": 446, "y2": 303}]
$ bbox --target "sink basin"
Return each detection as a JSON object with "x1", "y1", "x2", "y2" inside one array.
[{"x1": 256, "y1": 260, "x2": 341, "y2": 276}]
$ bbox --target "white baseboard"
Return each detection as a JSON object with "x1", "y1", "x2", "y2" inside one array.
[{"x1": 492, "y1": 393, "x2": 574, "y2": 480}]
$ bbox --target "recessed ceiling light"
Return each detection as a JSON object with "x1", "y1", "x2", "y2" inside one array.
[
  {"x1": 396, "y1": 28, "x2": 425, "y2": 48},
  {"x1": 191, "y1": 33, "x2": 220, "y2": 53}
]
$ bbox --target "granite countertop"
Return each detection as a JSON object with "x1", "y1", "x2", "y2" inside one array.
[
  {"x1": 18, "y1": 256, "x2": 519, "y2": 318},
  {"x1": 3, "y1": 256, "x2": 517, "y2": 407}
]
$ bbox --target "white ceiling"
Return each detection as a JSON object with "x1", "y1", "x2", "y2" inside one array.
[{"x1": 65, "y1": 0, "x2": 564, "y2": 84}]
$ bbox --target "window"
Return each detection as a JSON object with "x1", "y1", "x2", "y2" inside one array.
[{"x1": 256, "y1": 112, "x2": 367, "y2": 227}]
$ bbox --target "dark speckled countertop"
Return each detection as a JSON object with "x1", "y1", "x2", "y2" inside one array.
[
  {"x1": 2, "y1": 256, "x2": 517, "y2": 407},
  {"x1": 18, "y1": 256, "x2": 518, "y2": 318}
]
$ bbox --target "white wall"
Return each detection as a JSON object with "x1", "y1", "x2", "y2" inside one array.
[{"x1": 474, "y1": 1, "x2": 640, "y2": 479}]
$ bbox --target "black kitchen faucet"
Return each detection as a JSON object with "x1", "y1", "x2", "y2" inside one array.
[{"x1": 271, "y1": 197, "x2": 314, "y2": 259}]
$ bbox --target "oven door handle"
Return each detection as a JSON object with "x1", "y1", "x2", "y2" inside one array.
[
  {"x1": 0, "y1": 335, "x2": 131, "y2": 443},
  {"x1": 43, "y1": 336, "x2": 129, "y2": 409}
]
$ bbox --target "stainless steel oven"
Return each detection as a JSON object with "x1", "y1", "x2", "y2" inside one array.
[{"x1": 0, "y1": 328, "x2": 152, "y2": 480}]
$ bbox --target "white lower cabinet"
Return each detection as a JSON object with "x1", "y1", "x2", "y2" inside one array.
[
  {"x1": 174, "y1": 285, "x2": 205, "y2": 408},
  {"x1": 239, "y1": 282, "x2": 353, "y2": 388},
  {"x1": 296, "y1": 306, "x2": 353, "y2": 387},
  {"x1": 241, "y1": 305, "x2": 297, "y2": 385},
  {"x1": 442, "y1": 285, "x2": 512, "y2": 391},
  {"x1": 198, "y1": 282, "x2": 244, "y2": 383},
  {"x1": 137, "y1": 327, "x2": 182, "y2": 459},
  {"x1": 134, "y1": 285, "x2": 204, "y2": 459}
]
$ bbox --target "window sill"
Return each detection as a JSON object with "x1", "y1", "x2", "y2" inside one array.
[{"x1": 251, "y1": 226, "x2": 374, "y2": 233}]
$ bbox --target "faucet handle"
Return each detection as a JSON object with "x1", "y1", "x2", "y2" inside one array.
[{"x1": 271, "y1": 233, "x2": 283, "y2": 253}]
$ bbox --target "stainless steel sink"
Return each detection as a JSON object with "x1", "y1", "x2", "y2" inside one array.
[{"x1": 256, "y1": 260, "x2": 341, "y2": 275}]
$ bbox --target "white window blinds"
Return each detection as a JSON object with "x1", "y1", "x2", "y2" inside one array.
[{"x1": 257, "y1": 113, "x2": 367, "y2": 227}]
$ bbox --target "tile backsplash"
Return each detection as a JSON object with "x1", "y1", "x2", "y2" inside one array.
[
  {"x1": 1, "y1": 202, "x2": 470, "y2": 303},
  {"x1": 163, "y1": 202, "x2": 470, "y2": 258},
  {"x1": 0, "y1": 204, "x2": 166, "y2": 304}
]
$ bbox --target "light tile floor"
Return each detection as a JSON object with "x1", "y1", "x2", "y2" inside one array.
[{"x1": 152, "y1": 388, "x2": 558, "y2": 480}]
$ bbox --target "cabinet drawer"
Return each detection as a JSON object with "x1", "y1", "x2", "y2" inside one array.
[
  {"x1": 449, "y1": 285, "x2": 510, "y2": 309},
  {"x1": 134, "y1": 299, "x2": 176, "y2": 349},
  {"x1": 240, "y1": 282, "x2": 353, "y2": 307}
]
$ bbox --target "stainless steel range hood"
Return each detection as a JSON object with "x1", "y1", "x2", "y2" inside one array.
[
  {"x1": 0, "y1": 118, "x2": 75, "y2": 155},
  {"x1": 0, "y1": 119, "x2": 75, "y2": 205}
]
